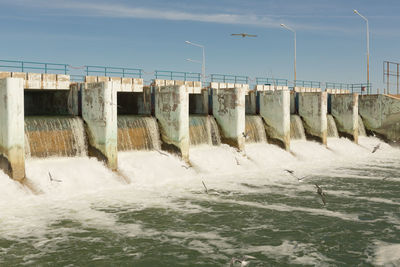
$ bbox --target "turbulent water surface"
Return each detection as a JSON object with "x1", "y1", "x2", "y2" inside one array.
[{"x1": 0, "y1": 137, "x2": 399, "y2": 266}]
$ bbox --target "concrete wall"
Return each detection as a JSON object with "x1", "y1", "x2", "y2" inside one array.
[
  {"x1": 298, "y1": 92, "x2": 328, "y2": 145},
  {"x1": 259, "y1": 90, "x2": 290, "y2": 150},
  {"x1": 212, "y1": 87, "x2": 245, "y2": 150},
  {"x1": 290, "y1": 92, "x2": 296, "y2": 114},
  {"x1": 82, "y1": 81, "x2": 118, "y2": 170},
  {"x1": 0, "y1": 71, "x2": 70, "y2": 90},
  {"x1": 330, "y1": 93, "x2": 359, "y2": 143},
  {"x1": 155, "y1": 85, "x2": 189, "y2": 161},
  {"x1": 0, "y1": 78, "x2": 25, "y2": 181},
  {"x1": 359, "y1": 94, "x2": 400, "y2": 143}
]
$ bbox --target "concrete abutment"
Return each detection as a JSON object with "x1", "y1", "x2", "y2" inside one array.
[{"x1": 330, "y1": 93, "x2": 359, "y2": 143}]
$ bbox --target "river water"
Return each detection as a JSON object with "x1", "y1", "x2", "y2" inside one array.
[{"x1": 0, "y1": 137, "x2": 399, "y2": 266}]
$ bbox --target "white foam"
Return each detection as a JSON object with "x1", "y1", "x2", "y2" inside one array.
[{"x1": 373, "y1": 242, "x2": 400, "y2": 266}]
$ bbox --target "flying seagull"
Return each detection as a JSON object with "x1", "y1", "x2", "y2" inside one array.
[
  {"x1": 202, "y1": 181, "x2": 208, "y2": 194},
  {"x1": 372, "y1": 143, "x2": 381, "y2": 153},
  {"x1": 48, "y1": 172, "x2": 62, "y2": 183},
  {"x1": 231, "y1": 33, "x2": 258, "y2": 38},
  {"x1": 285, "y1": 169, "x2": 308, "y2": 182},
  {"x1": 315, "y1": 184, "x2": 326, "y2": 206},
  {"x1": 230, "y1": 255, "x2": 257, "y2": 266}
]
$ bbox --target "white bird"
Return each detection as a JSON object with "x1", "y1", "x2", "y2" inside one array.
[
  {"x1": 242, "y1": 132, "x2": 250, "y2": 139},
  {"x1": 285, "y1": 169, "x2": 308, "y2": 182},
  {"x1": 230, "y1": 255, "x2": 256, "y2": 266},
  {"x1": 231, "y1": 33, "x2": 257, "y2": 38},
  {"x1": 372, "y1": 143, "x2": 381, "y2": 153}
]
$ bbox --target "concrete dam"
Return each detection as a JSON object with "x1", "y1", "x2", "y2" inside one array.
[{"x1": 0, "y1": 71, "x2": 399, "y2": 183}]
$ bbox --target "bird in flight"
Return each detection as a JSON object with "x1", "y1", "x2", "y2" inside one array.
[
  {"x1": 315, "y1": 184, "x2": 326, "y2": 206},
  {"x1": 231, "y1": 33, "x2": 257, "y2": 38},
  {"x1": 48, "y1": 172, "x2": 62, "y2": 183},
  {"x1": 372, "y1": 143, "x2": 381, "y2": 153},
  {"x1": 284, "y1": 169, "x2": 308, "y2": 182}
]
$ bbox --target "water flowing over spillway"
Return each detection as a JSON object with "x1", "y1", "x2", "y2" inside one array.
[
  {"x1": 24, "y1": 116, "x2": 87, "y2": 158},
  {"x1": 358, "y1": 115, "x2": 367, "y2": 136},
  {"x1": 290, "y1": 115, "x2": 306, "y2": 140},
  {"x1": 2, "y1": 134, "x2": 400, "y2": 265},
  {"x1": 117, "y1": 115, "x2": 161, "y2": 151},
  {"x1": 327, "y1": 114, "x2": 339, "y2": 137},
  {"x1": 189, "y1": 115, "x2": 221, "y2": 146},
  {"x1": 245, "y1": 115, "x2": 267, "y2": 143}
]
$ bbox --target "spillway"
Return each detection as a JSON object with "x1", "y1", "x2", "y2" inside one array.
[
  {"x1": 24, "y1": 116, "x2": 87, "y2": 158},
  {"x1": 245, "y1": 115, "x2": 267, "y2": 143},
  {"x1": 290, "y1": 115, "x2": 306, "y2": 140},
  {"x1": 117, "y1": 115, "x2": 161, "y2": 151},
  {"x1": 327, "y1": 114, "x2": 339, "y2": 138},
  {"x1": 189, "y1": 115, "x2": 221, "y2": 146}
]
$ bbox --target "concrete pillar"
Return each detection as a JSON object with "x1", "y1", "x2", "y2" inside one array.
[
  {"x1": 359, "y1": 95, "x2": 400, "y2": 143},
  {"x1": 82, "y1": 82, "x2": 118, "y2": 170},
  {"x1": 330, "y1": 93, "x2": 359, "y2": 144},
  {"x1": 0, "y1": 78, "x2": 25, "y2": 181},
  {"x1": 259, "y1": 90, "x2": 291, "y2": 150},
  {"x1": 298, "y1": 92, "x2": 328, "y2": 145},
  {"x1": 155, "y1": 85, "x2": 189, "y2": 161},
  {"x1": 213, "y1": 87, "x2": 245, "y2": 150}
]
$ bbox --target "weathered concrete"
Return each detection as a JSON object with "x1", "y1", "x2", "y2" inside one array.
[
  {"x1": 294, "y1": 87, "x2": 322, "y2": 93},
  {"x1": 212, "y1": 87, "x2": 246, "y2": 150},
  {"x1": 82, "y1": 81, "x2": 118, "y2": 170},
  {"x1": 330, "y1": 93, "x2": 359, "y2": 143},
  {"x1": 259, "y1": 90, "x2": 291, "y2": 150},
  {"x1": 154, "y1": 79, "x2": 201, "y2": 94},
  {"x1": 85, "y1": 76, "x2": 144, "y2": 92},
  {"x1": 298, "y1": 92, "x2": 328, "y2": 145},
  {"x1": 155, "y1": 85, "x2": 189, "y2": 161},
  {"x1": 245, "y1": 90, "x2": 257, "y2": 114},
  {"x1": 290, "y1": 91, "x2": 297, "y2": 114},
  {"x1": 0, "y1": 78, "x2": 25, "y2": 180},
  {"x1": 359, "y1": 94, "x2": 400, "y2": 143}
]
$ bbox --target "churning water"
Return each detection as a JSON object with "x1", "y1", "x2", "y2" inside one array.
[{"x1": 0, "y1": 137, "x2": 399, "y2": 266}]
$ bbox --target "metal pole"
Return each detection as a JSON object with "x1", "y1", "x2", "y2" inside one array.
[
  {"x1": 387, "y1": 62, "x2": 390, "y2": 94},
  {"x1": 202, "y1": 46, "x2": 205, "y2": 85},
  {"x1": 294, "y1": 31, "x2": 297, "y2": 87},
  {"x1": 397, "y1": 63, "x2": 399, "y2": 95},
  {"x1": 354, "y1": 10, "x2": 370, "y2": 94}
]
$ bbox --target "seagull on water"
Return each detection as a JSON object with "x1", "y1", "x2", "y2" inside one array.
[
  {"x1": 202, "y1": 181, "x2": 208, "y2": 194},
  {"x1": 231, "y1": 33, "x2": 258, "y2": 38},
  {"x1": 230, "y1": 255, "x2": 256, "y2": 266},
  {"x1": 48, "y1": 172, "x2": 62, "y2": 183},
  {"x1": 315, "y1": 184, "x2": 326, "y2": 206},
  {"x1": 372, "y1": 143, "x2": 381, "y2": 153}
]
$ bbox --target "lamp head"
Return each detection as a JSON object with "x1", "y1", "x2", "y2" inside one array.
[
  {"x1": 353, "y1": 9, "x2": 358, "y2": 14},
  {"x1": 280, "y1": 23, "x2": 285, "y2": 27}
]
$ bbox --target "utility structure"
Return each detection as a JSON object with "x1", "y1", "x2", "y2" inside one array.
[
  {"x1": 280, "y1": 24, "x2": 296, "y2": 87},
  {"x1": 185, "y1": 41, "x2": 205, "y2": 85},
  {"x1": 354, "y1": 9, "x2": 370, "y2": 94}
]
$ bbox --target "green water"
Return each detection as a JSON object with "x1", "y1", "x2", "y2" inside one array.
[{"x1": 0, "y1": 139, "x2": 399, "y2": 266}]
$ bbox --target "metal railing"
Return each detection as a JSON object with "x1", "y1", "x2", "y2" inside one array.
[
  {"x1": 210, "y1": 74, "x2": 248, "y2": 84},
  {"x1": 85, "y1": 65, "x2": 143, "y2": 78},
  {"x1": 294, "y1": 80, "x2": 321, "y2": 88},
  {"x1": 325, "y1": 82, "x2": 351, "y2": 90},
  {"x1": 349, "y1": 83, "x2": 372, "y2": 94},
  {"x1": 154, "y1": 70, "x2": 201, "y2": 81},
  {"x1": 256, "y1": 77, "x2": 288, "y2": 86},
  {"x1": 0, "y1": 59, "x2": 68, "y2": 74}
]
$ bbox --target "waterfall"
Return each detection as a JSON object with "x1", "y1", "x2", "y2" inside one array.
[
  {"x1": 358, "y1": 115, "x2": 367, "y2": 136},
  {"x1": 117, "y1": 115, "x2": 161, "y2": 151},
  {"x1": 189, "y1": 115, "x2": 221, "y2": 146},
  {"x1": 327, "y1": 115, "x2": 339, "y2": 138},
  {"x1": 245, "y1": 115, "x2": 267, "y2": 143},
  {"x1": 290, "y1": 115, "x2": 306, "y2": 140},
  {"x1": 25, "y1": 116, "x2": 87, "y2": 158}
]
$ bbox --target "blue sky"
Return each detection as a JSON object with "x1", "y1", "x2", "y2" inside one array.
[{"x1": 1, "y1": 0, "x2": 400, "y2": 91}]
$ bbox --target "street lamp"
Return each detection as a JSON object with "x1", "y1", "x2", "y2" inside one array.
[
  {"x1": 353, "y1": 9, "x2": 370, "y2": 94},
  {"x1": 280, "y1": 23, "x2": 296, "y2": 87},
  {"x1": 185, "y1": 40, "x2": 205, "y2": 85}
]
